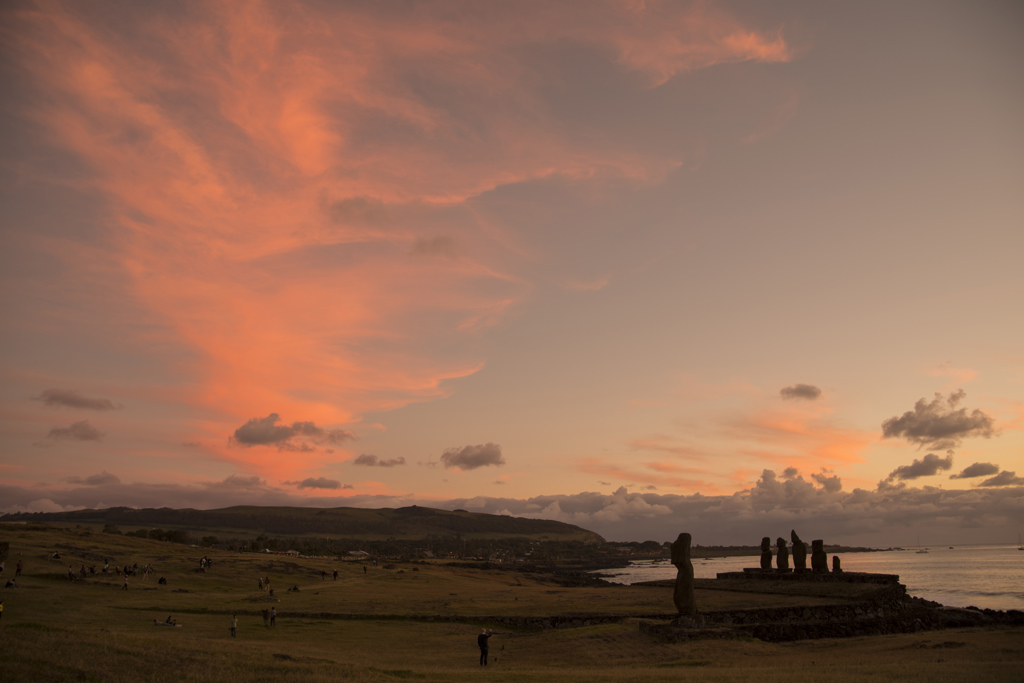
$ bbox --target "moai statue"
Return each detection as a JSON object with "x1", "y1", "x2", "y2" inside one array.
[
  {"x1": 671, "y1": 532, "x2": 697, "y2": 616},
  {"x1": 791, "y1": 530, "x2": 808, "y2": 572},
  {"x1": 811, "y1": 539, "x2": 829, "y2": 573},
  {"x1": 760, "y1": 537, "x2": 773, "y2": 570},
  {"x1": 832, "y1": 555, "x2": 842, "y2": 573},
  {"x1": 776, "y1": 537, "x2": 790, "y2": 571}
]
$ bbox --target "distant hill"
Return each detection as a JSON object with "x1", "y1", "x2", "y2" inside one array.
[{"x1": 0, "y1": 505, "x2": 605, "y2": 543}]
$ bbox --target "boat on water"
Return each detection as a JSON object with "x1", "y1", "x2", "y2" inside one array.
[
  {"x1": 915, "y1": 536, "x2": 928, "y2": 554},
  {"x1": 1018, "y1": 532, "x2": 1023, "y2": 551}
]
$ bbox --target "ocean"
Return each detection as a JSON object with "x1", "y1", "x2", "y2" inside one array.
[{"x1": 596, "y1": 544, "x2": 1024, "y2": 611}]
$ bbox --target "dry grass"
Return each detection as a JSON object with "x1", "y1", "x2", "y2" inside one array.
[{"x1": 1, "y1": 524, "x2": 1021, "y2": 682}]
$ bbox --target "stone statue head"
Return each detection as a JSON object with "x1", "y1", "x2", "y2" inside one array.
[{"x1": 671, "y1": 532, "x2": 692, "y2": 564}]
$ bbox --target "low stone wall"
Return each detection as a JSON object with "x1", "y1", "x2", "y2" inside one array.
[
  {"x1": 638, "y1": 593, "x2": 1024, "y2": 643},
  {"x1": 702, "y1": 600, "x2": 904, "y2": 628},
  {"x1": 277, "y1": 611, "x2": 675, "y2": 629}
]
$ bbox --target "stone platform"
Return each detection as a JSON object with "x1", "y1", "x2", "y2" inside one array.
[
  {"x1": 716, "y1": 569, "x2": 899, "y2": 584},
  {"x1": 641, "y1": 570, "x2": 1024, "y2": 642}
]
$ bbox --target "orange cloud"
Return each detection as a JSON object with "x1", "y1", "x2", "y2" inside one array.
[
  {"x1": 725, "y1": 406, "x2": 875, "y2": 472},
  {"x1": 627, "y1": 396, "x2": 875, "y2": 493},
  {"x1": 7, "y1": 1, "x2": 791, "y2": 479},
  {"x1": 926, "y1": 362, "x2": 978, "y2": 384},
  {"x1": 605, "y1": 2, "x2": 793, "y2": 84},
  {"x1": 580, "y1": 457, "x2": 725, "y2": 493},
  {"x1": 629, "y1": 436, "x2": 707, "y2": 460}
]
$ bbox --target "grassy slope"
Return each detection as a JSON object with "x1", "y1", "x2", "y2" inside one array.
[
  {"x1": 1, "y1": 505, "x2": 604, "y2": 542},
  {"x1": 1, "y1": 524, "x2": 1020, "y2": 682}
]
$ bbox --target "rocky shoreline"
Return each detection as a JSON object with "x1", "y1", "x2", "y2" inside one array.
[{"x1": 638, "y1": 578, "x2": 1024, "y2": 643}]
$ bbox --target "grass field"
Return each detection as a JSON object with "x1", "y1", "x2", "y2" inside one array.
[{"x1": 1, "y1": 523, "x2": 1021, "y2": 682}]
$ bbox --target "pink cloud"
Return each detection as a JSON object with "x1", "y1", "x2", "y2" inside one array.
[
  {"x1": 579, "y1": 457, "x2": 725, "y2": 493},
  {"x1": 726, "y1": 406, "x2": 875, "y2": 471},
  {"x1": 626, "y1": 398, "x2": 875, "y2": 493},
  {"x1": 629, "y1": 436, "x2": 707, "y2": 460},
  {"x1": 602, "y1": 1, "x2": 793, "y2": 85},
  {"x1": 6, "y1": 1, "x2": 791, "y2": 479},
  {"x1": 926, "y1": 362, "x2": 978, "y2": 384}
]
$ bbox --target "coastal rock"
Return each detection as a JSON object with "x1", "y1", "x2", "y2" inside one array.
[
  {"x1": 760, "y1": 537, "x2": 773, "y2": 570},
  {"x1": 832, "y1": 556, "x2": 842, "y2": 573},
  {"x1": 671, "y1": 532, "x2": 697, "y2": 616}
]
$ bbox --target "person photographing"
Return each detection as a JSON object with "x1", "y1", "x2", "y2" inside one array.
[{"x1": 477, "y1": 628, "x2": 493, "y2": 666}]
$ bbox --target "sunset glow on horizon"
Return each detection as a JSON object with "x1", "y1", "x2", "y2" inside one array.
[{"x1": 2, "y1": 0, "x2": 1022, "y2": 544}]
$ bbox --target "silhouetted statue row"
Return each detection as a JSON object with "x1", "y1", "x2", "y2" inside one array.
[
  {"x1": 670, "y1": 529, "x2": 844, "y2": 622},
  {"x1": 760, "y1": 530, "x2": 840, "y2": 573}
]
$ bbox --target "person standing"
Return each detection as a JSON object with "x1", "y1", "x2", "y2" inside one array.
[
  {"x1": 270, "y1": 607, "x2": 276, "y2": 627},
  {"x1": 262, "y1": 608, "x2": 269, "y2": 628},
  {"x1": 230, "y1": 614, "x2": 237, "y2": 637},
  {"x1": 477, "y1": 628, "x2": 493, "y2": 666},
  {"x1": 122, "y1": 575, "x2": 129, "y2": 590},
  {"x1": 0, "y1": 600, "x2": 4, "y2": 622},
  {"x1": 15, "y1": 560, "x2": 22, "y2": 577}
]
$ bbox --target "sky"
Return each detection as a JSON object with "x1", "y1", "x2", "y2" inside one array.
[{"x1": 1, "y1": 0, "x2": 1022, "y2": 546}]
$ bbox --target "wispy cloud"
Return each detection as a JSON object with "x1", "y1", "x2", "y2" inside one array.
[
  {"x1": 207, "y1": 475, "x2": 266, "y2": 490},
  {"x1": 47, "y1": 420, "x2": 104, "y2": 442},
  {"x1": 927, "y1": 362, "x2": 977, "y2": 384},
  {"x1": 34, "y1": 389, "x2": 120, "y2": 411},
  {"x1": 67, "y1": 471, "x2": 120, "y2": 486},
  {"x1": 410, "y1": 236, "x2": 457, "y2": 258},
  {"x1": 779, "y1": 384, "x2": 822, "y2": 401},
  {"x1": 609, "y1": 395, "x2": 874, "y2": 494},
  {"x1": 352, "y1": 454, "x2": 406, "y2": 468},
  {"x1": 580, "y1": 457, "x2": 717, "y2": 493},
  {"x1": 724, "y1": 406, "x2": 873, "y2": 471},
  {"x1": 290, "y1": 477, "x2": 344, "y2": 490},
  {"x1": 2, "y1": 1, "x2": 792, "y2": 481}
]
